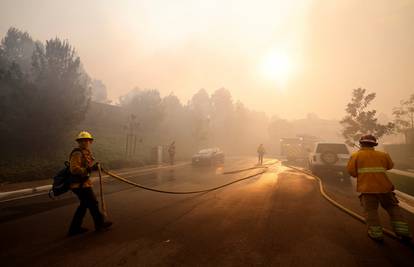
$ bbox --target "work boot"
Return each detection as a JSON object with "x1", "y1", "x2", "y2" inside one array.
[
  {"x1": 68, "y1": 227, "x2": 89, "y2": 237},
  {"x1": 367, "y1": 226, "x2": 384, "y2": 242},
  {"x1": 96, "y1": 221, "x2": 113, "y2": 232},
  {"x1": 391, "y1": 221, "x2": 412, "y2": 243}
]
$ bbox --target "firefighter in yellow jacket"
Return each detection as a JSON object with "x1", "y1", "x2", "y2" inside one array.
[
  {"x1": 168, "y1": 141, "x2": 176, "y2": 165},
  {"x1": 347, "y1": 134, "x2": 411, "y2": 242},
  {"x1": 68, "y1": 131, "x2": 112, "y2": 236},
  {"x1": 257, "y1": 144, "x2": 265, "y2": 165}
]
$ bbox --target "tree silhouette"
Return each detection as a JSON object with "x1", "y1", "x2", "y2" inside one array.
[
  {"x1": 340, "y1": 88, "x2": 394, "y2": 146},
  {"x1": 393, "y1": 94, "x2": 414, "y2": 130},
  {"x1": 0, "y1": 28, "x2": 91, "y2": 154}
]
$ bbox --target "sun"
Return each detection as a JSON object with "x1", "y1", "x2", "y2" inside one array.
[{"x1": 260, "y1": 51, "x2": 294, "y2": 88}]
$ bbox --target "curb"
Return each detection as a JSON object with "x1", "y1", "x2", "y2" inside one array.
[
  {"x1": 0, "y1": 163, "x2": 189, "y2": 202},
  {"x1": 388, "y1": 169, "x2": 414, "y2": 178},
  {"x1": 0, "y1": 185, "x2": 52, "y2": 200},
  {"x1": 395, "y1": 190, "x2": 414, "y2": 214}
]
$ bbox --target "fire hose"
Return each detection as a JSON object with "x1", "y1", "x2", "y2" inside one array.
[
  {"x1": 100, "y1": 164, "x2": 271, "y2": 195},
  {"x1": 95, "y1": 161, "x2": 277, "y2": 218},
  {"x1": 98, "y1": 161, "x2": 404, "y2": 241},
  {"x1": 285, "y1": 164, "x2": 400, "y2": 240}
]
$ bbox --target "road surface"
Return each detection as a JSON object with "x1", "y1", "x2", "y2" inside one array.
[{"x1": 0, "y1": 157, "x2": 413, "y2": 266}]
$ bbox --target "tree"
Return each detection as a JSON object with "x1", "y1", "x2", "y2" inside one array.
[
  {"x1": 188, "y1": 89, "x2": 212, "y2": 148},
  {"x1": 393, "y1": 94, "x2": 414, "y2": 130},
  {"x1": 210, "y1": 88, "x2": 235, "y2": 148},
  {"x1": 160, "y1": 93, "x2": 190, "y2": 148},
  {"x1": 118, "y1": 87, "x2": 141, "y2": 106},
  {"x1": 91, "y1": 79, "x2": 110, "y2": 103},
  {"x1": 393, "y1": 94, "x2": 414, "y2": 144},
  {"x1": 0, "y1": 60, "x2": 33, "y2": 143},
  {"x1": 340, "y1": 88, "x2": 394, "y2": 146},
  {"x1": 211, "y1": 87, "x2": 233, "y2": 116},
  {"x1": 122, "y1": 89, "x2": 164, "y2": 133},
  {"x1": 188, "y1": 88, "x2": 211, "y2": 116},
  {"x1": 1, "y1": 27, "x2": 36, "y2": 74},
  {"x1": 0, "y1": 34, "x2": 91, "y2": 154}
]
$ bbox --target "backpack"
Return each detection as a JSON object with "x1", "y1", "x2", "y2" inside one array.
[{"x1": 49, "y1": 148, "x2": 84, "y2": 198}]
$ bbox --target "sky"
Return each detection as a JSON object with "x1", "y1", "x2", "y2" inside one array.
[{"x1": 1, "y1": 0, "x2": 413, "y2": 120}]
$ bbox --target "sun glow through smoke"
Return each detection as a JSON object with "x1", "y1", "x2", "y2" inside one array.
[{"x1": 260, "y1": 51, "x2": 294, "y2": 90}]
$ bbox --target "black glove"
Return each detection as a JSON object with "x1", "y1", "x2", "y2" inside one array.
[
  {"x1": 86, "y1": 162, "x2": 100, "y2": 172},
  {"x1": 91, "y1": 162, "x2": 100, "y2": 171},
  {"x1": 79, "y1": 175, "x2": 90, "y2": 183}
]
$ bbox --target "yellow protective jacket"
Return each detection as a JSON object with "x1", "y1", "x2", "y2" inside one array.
[
  {"x1": 257, "y1": 146, "x2": 265, "y2": 155},
  {"x1": 168, "y1": 145, "x2": 175, "y2": 155},
  {"x1": 69, "y1": 148, "x2": 94, "y2": 189},
  {"x1": 347, "y1": 147, "x2": 394, "y2": 193}
]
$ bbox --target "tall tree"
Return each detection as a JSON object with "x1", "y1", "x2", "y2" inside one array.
[
  {"x1": 122, "y1": 89, "x2": 164, "y2": 132},
  {"x1": 5, "y1": 37, "x2": 91, "y2": 152},
  {"x1": 1, "y1": 27, "x2": 36, "y2": 74},
  {"x1": 188, "y1": 88, "x2": 211, "y2": 116},
  {"x1": 188, "y1": 89, "x2": 212, "y2": 148},
  {"x1": 340, "y1": 88, "x2": 394, "y2": 146},
  {"x1": 393, "y1": 94, "x2": 414, "y2": 144},
  {"x1": 118, "y1": 87, "x2": 141, "y2": 106},
  {"x1": 211, "y1": 87, "x2": 233, "y2": 116},
  {"x1": 393, "y1": 94, "x2": 414, "y2": 130},
  {"x1": 210, "y1": 88, "x2": 235, "y2": 148},
  {"x1": 160, "y1": 93, "x2": 190, "y2": 145},
  {"x1": 91, "y1": 79, "x2": 110, "y2": 103}
]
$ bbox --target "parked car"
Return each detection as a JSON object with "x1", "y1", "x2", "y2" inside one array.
[
  {"x1": 308, "y1": 142, "x2": 350, "y2": 175},
  {"x1": 192, "y1": 148, "x2": 225, "y2": 165}
]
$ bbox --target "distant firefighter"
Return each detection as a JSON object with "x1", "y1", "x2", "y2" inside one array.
[
  {"x1": 257, "y1": 144, "x2": 266, "y2": 165},
  {"x1": 168, "y1": 141, "x2": 176, "y2": 165},
  {"x1": 68, "y1": 131, "x2": 112, "y2": 236},
  {"x1": 347, "y1": 134, "x2": 411, "y2": 242}
]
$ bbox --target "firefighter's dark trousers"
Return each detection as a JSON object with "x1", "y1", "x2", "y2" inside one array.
[
  {"x1": 258, "y1": 154, "x2": 264, "y2": 165},
  {"x1": 360, "y1": 193, "x2": 411, "y2": 237},
  {"x1": 169, "y1": 153, "x2": 175, "y2": 165},
  {"x1": 69, "y1": 187, "x2": 104, "y2": 231}
]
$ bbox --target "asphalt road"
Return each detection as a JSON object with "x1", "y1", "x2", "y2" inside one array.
[{"x1": 0, "y1": 157, "x2": 413, "y2": 267}]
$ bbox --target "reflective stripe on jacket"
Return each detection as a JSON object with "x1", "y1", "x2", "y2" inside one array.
[
  {"x1": 347, "y1": 147, "x2": 394, "y2": 193},
  {"x1": 69, "y1": 148, "x2": 94, "y2": 189}
]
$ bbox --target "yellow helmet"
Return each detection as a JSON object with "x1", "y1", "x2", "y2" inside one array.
[{"x1": 76, "y1": 131, "x2": 94, "y2": 141}]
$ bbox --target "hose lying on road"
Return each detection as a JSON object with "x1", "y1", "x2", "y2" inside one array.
[
  {"x1": 102, "y1": 164, "x2": 272, "y2": 195},
  {"x1": 222, "y1": 160, "x2": 278, "y2": 174},
  {"x1": 285, "y1": 164, "x2": 400, "y2": 240}
]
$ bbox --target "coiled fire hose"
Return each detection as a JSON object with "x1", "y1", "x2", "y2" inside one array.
[{"x1": 285, "y1": 164, "x2": 399, "y2": 240}]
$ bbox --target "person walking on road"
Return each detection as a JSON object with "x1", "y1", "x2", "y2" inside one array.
[
  {"x1": 257, "y1": 144, "x2": 266, "y2": 165},
  {"x1": 168, "y1": 141, "x2": 176, "y2": 165},
  {"x1": 347, "y1": 134, "x2": 412, "y2": 242},
  {"x1": 68, "y1": 131, "x2": 112, "y2": 236}
]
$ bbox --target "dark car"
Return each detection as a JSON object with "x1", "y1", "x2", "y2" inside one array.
[{"x1": 192, "y1": 148, "x2": 225, "y2": 165}]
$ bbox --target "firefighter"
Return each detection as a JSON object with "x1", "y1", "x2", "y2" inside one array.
[
  {"x1": 347, "y1": 134, "x2": 411, "y2": 242},
  {"x1": 168, "y1": 141, "x2": 176, "y2": 165},
  {"x1": 68, "y1": 131, "x2": 112, "y2": 236},
  {"x1": 257, "y1": 144, "x2": 266, "y2": 165}
]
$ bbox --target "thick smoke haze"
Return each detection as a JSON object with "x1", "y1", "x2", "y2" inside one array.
[{"x1": 1, "y1": 0, "x2": 413, "y2": 119}]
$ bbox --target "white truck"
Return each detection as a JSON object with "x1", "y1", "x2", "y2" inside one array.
[{"x1": 308, "y1": 142, "x2": 351, "y2": 175}]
